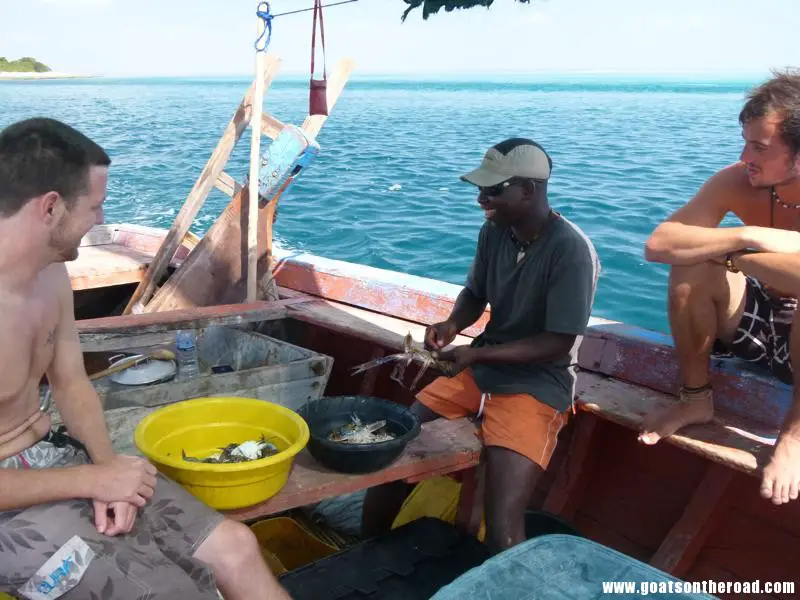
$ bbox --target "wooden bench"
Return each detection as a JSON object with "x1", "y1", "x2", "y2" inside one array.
[
  {"x1": 69, "y1": 224, "x2": 198, "y2": 291},
  {"x1": 545, "y1": 369, "x2": 780, "y2": 578},
  {"x1": 281, "y1": 291, "x2": 778, "y2": 477},
  {"x1": 574, "y1": 371, "x2": 777, "y2": 476},
  {"x1": 101, "y1": 406, "x2": 482, "y2": 525},
  {"x1": 224, "y1": 417, "x2": 481, "y2": 522},
  {"x1": 67, "y1": 243, "x2": 157, "y2": 291}
]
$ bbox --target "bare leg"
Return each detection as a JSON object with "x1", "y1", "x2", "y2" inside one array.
[
  {"x1": 761, "y1": 306, "x2": 800, "y2": 505},
  {"x1": 639, "y1": 262, "x2": 746, "y2": 444},
  {"x1": 361, "y1": 401, "x2": 441, "y2": 538},
  {"x1": 483, "y1": 446, "x2": 543, "y2": 554},
  {"x1": 194, "y1": 519, "x2": 292, "y2": 600}
]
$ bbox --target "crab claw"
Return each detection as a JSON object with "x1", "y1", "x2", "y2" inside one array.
[
  {"x1": 350, "y1": 353, "x2": 404, "y2": 375},
  {"x1": 403, "y1": 332, "x2": 415, "y2": 353},
  {"x1": 409, "y1": 361, "x2": 431, "y2": 391},
  {"x1": 390, "y1": 361, "x2": 407, "y2": 386}
]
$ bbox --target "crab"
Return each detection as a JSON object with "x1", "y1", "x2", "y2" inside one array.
[
  {"x1": 350, "y1": 332, "x2": 452, "y2": 391},
  {"x1": 181, "y1": 434, "x2": 279, "y2": 464},
  {"x1": 329, "y1": 414, "x2": 395, "y2": 444}
]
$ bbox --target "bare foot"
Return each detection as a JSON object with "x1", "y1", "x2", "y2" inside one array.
[
  {"x1": 638, "y1": 387, "x2": 714, "y2": 445},
  {"x1": 761, "y1": 434, "x2": 800, "y2": 505}
]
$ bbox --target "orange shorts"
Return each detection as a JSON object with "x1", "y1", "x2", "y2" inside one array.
[{"x1": 417, "y1": 368, "x2": 570, "y2": 469}]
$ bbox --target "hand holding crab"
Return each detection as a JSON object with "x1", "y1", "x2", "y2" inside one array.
[
  {"x1": 431, "y1": 345, "x2": 476, "y2": 377},
  {"x1": 350, "y1": 332, "x2": 458, "y2": 391}
]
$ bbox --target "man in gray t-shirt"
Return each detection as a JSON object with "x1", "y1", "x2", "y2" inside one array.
[{"x1": 362, "y1": 138, "x2": 600, "y2": 555}]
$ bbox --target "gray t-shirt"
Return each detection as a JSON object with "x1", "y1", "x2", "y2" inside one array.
[{"x1": 465, "y1": 213, "x2": 600, "y2": 412}]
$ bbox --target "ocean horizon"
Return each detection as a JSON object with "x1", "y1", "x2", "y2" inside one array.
[{"x1": 0, "y1": 74, "x2": 759, "y2": 334}]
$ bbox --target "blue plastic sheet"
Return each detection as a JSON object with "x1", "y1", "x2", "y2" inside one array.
[{"x1": 431, "y1": 534, "x2": 718, "y2": 599}]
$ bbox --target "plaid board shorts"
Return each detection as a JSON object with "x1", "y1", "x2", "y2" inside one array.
[
  {"x1": 0, "y1": 427, "x2": 225, "y2": 600},
  {"x1": 712, "y1": 275, "x2": 796, "y2": 385}
]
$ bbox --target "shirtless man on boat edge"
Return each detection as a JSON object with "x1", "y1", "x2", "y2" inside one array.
[
  {"x1": 0, "y1": 118, "x2": 291, "y2": 600},
  {"x1": 643, "y1": 69, "x2": 800, "y2": 506},
  {"x1": 362, "y1": 138, "x2": 601, "y2": 554}
]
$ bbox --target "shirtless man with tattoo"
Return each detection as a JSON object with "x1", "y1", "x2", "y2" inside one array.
[{"x1": 0, "y1": 118, "x2": 291, "y2": 599}]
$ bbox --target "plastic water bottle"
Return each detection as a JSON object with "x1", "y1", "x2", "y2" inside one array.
[{"x1": 175, "y1": 329, "x2": 199, "y2": 381}]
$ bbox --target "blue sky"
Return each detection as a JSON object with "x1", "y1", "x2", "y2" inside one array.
[{"x1": 2, "y1": 0, "x2": 798, "y2": 77}]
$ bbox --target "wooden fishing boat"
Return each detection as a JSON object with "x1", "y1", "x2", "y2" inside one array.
[
  {"x1": 67, "y1": 219, "x2": 798, "y2": 598},
  {"x1": 31, "y1": 49, "x2": 795, "y2": 598}
]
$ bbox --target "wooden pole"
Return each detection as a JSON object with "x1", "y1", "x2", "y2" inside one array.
[
  {"x1": 259, "y1": 175, "x2": 295, "y2": 301},
  {"x1": 247, "y1": 21, "x2": 267, "y2": 303}
]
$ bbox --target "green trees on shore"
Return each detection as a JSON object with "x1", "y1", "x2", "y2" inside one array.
[{"x1": 0, "y1": 57, "x2": 51, "y2": 72}]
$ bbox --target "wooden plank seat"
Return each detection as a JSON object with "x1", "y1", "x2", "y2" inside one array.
[
  {"x1": 67, "y1": 244, "x2": 158, "y2": 291},
  {"x1": 68, "y1": 224, "x2": 199, "y2": 292},
  {"x1": 552, "y1": 372, "x2": 780, "y2": 578},
  {"x1": 97, "y1": 405, "x2": 481, "y2": 523},
  {"x1": 574, "y1": 371, "x2": 777, "y2": 476}
]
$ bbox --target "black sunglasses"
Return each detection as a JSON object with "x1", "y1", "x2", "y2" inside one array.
[
  {"x1": 478, "y1": 181, "x2": 512, "y2": 197},
  {"x1": 478, "y1": 178, "x2": 539, "y2": 197}
]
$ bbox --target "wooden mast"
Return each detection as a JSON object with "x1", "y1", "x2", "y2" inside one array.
[{"x1": 247, "y1": 9, "x2": 269, "y2": 302}]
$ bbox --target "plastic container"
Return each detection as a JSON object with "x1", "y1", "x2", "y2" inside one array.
[
  {"x1": 392, "y1": 476, "x2": 487, "y2": 542},
  {"x1": 133, "y1": 396, "x2": 309, "y2": 509},
  {"x1": 279, "y1": 517, "x2": 491, "y2": 600},
  {"x1": 175, "y1": 329, "x2": 199, "y2": 380},
  {"x1": 296, "y1": 396, "x2": 421, "y2": 474},
  {"x1": 250, "y1": 517, "x2": 340, "y2": 576},
  {"x1": 391, "y1": 477, "x2": 580, "y2": 544}
]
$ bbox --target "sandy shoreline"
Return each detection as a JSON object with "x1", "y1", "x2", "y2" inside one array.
[{"x1": 0, "y1": 72, "x2": 100, "y2": 80}]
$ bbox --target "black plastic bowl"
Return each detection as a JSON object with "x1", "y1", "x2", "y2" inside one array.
[{"x1": 296, "y1": 395, "x2": 421, "y2": 474}]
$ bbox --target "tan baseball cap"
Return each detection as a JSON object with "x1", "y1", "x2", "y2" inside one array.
[{"x1": 460, "y1": 138, "x2": 552, "y2": 187}]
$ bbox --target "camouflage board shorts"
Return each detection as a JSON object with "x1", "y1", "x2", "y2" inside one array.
[{"x1": 0, "y1": 427, "x2": 225, "y2": 600}]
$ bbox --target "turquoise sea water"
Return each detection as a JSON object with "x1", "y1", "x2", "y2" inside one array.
[{"x1": 0, "y1": 76, "x2": 756, "y2": 333}]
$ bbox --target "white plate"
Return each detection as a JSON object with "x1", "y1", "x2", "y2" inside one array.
[{"x1": 108, "y1": 357, "x2": 177, "y2": 386}]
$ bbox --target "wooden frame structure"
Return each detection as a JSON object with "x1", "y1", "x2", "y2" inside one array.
[{"x1": 122, "y1": 54, "x2": 355, "y2": 315}]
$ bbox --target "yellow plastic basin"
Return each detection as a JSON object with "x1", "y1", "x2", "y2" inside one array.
[{"x1": 134, "y1": 397, "x2": 309, "y2": 510}]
